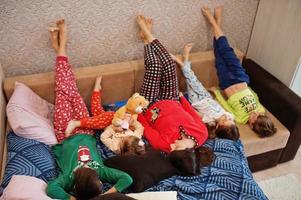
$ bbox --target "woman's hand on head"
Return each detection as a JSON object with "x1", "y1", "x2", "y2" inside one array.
[
  {"x1": 103, "y1": 186, "x2": 118, "y2": 194},
  {"x1": 70, "y1": 196, "x2": 76, "y2": 200}
]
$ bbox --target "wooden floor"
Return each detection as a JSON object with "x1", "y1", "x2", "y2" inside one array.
[{"x1": 253, "y1": 147, "x2": 301, "y2": 182}]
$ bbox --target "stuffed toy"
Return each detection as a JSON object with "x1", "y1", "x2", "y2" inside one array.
[{"x1": 112, "y1": 93, "x2": 149, "y2": 131}]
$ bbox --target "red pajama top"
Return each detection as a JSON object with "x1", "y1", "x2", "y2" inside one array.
[{"x1": 138, "y1": 96, "x2": 208, "y2": 153}]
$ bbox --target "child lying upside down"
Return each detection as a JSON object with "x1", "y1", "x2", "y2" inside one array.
[
  {"x1": 171, "y1": 43, "x2": 239, "y2": 141},
  {"x1": 136, "y1": 14, "x2": 215, "y2": 176},
  {"x1": 201, "y1": 6, "x2": 276, "y2": 137},
  {"x1": 65, "y1": 76, "x2": 146, "y2": 155},
  {"x1": 47, "y1": 19, "x2": 132, "y2": 200}
]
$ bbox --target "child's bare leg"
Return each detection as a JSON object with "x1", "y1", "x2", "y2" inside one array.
[
  {"x1": 201, "y1": 7, "x2": 224, "y2": 39},
  {"x1": 48, "y1": 27, "x2": 59, "y2": 54},
  {"x1": 94, "y1": 76, "x2": 102, "y2": 91},
  {"x1": 214, "y1": 6, "x2": 223, "y2": 27},
  {"x1": 65, "y1": 120, "x2": 81, "y2": 137},
  {"x1": 170, "y1": 43, "x2": 193, "y2": 68},
  {"x1": 170, "y1": 53, "x2": 184, "y2": 67},
  {"x1": 183, "y1": 43, "x2": 194, "y2": 61},
  {"x1": 56, "y1": 19, "x2": 67, "y2": 56},
  {"x1": 137, "y1": 15, "x2": 155, "y2": 44}
]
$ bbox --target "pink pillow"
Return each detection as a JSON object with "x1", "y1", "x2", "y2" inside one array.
[
  {"x1": 0, "y1": 175, "x2": 52, "y2": 200},
  {"x1": 6, "y1": 82, "x2": 57, "y2": 145}
]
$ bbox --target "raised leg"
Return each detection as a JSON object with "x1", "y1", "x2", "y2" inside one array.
[
  {"x1": 91, "y1": 76, "x2": 105, "y2": 116},
  {"x1": 140, "y1": 44, "x2": 163, "y2": 104},
  {"x1": 79, "y1": 112, "x2": 114, "y2": 129},
  {"x1": 151, "y1": 40, "x2": 179, "y2": 101},
  {"x1": 202, "y1": 7, "x2": 250, "y2": 89},
  {"x1": 52, "y1": 19, "x2": 94, "y2": 142},
  {"x1": 181, "y1": 61, "x2": 212, "y2": 103}
]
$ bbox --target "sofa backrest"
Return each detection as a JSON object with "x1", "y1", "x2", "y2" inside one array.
[
  {"x1": 3, "y1": 50, "x2": 244, "y2": 106},
  {"x1": 0, "y1": 49, "x2": 244, "y2": 180}
]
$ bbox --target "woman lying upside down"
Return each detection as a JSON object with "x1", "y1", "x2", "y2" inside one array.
[{"x1": 136, "y1": 15, "x2": 215, "y2": 176}]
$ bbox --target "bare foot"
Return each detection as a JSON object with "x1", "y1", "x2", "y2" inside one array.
[
  {"x1": 214, "y1": 6, "x2": 223, "y2": 27},
  {"x1": 183, "y1": 43, "x2": 194, "y2": 61},
  {"x1": 56, "y1": 19, "x2": 67, "y2": 49},
  {"x1": 48, "y1": 27, "x2": 59, "y2": 53},
  {"x1": 137, "y1": 15, "x2": 155, "y2": 43},
  {"x1": 139, "y1": 18, "x2": 153, "y2": 44},
  {"x1": 201, "y1": 7, "x2": 216, "y2": 25},
  {"x1": 145, "y1": 18, "x2": 153, "y2": 36},
  {"x1": 137, "y1": 15, "x2": 148, "y2": 43},
  {"x1": 65, "y1": 120, "x2": 81, "y2": 137},
  {"x1": 94, "y1": 76, "x2": 102, "y2": 91}
]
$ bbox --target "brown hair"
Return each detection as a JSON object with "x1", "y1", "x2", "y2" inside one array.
[
  {"x1": 168, "y1": 146, "x2": 215, "y2": 176},
  {"x1": 252, "y1": 115, "x2": 277, "y2": 137},
  {"x1": 74, "y1": 167, "x2": 102, "y2": 200},
  {"x1": 120, "y1": 136, "x2": 146, "y2": 156},
  {"x1": 215, "y1": 124, "x2": 240, "y2": 141}
]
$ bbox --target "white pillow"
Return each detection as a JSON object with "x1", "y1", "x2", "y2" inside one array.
[
  {"x1": 127, "y1": 191, "x2": 177, "y2": 200},
  {"x1": 0, "y1": 175, "x2": 52, "y2": 200},
  {"x1": 6, "y1": 82, "x2": 57, "y2": 145}
]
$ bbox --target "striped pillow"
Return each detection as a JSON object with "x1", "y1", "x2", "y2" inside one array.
[{"x1": 0, "y1": 132, "x2": 57, "y2": 194}]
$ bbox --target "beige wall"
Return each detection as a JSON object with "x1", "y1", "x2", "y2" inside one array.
[
  {"x1": 247, "y1": 0, "x2": 301, "y2": 87},
  {"x1": 0, "y1": 0, "x2": 258, "y2": 77}
]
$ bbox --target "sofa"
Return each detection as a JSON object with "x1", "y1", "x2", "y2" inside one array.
[{"x1": 0, "y1": 49, "x2": 300, "y2": 180}]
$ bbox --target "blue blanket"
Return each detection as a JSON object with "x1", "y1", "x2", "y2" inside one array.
[{"x1": 96, "y1": 133, "x2": 267, "y2": 200}]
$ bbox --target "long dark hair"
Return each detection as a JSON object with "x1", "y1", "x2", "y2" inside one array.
[
  {"x1": 167, "y1": 146, "x2": 215, "y2": 176},
  {"x1": 74, "y1": 167, "x2": 102, "y2": 200}
]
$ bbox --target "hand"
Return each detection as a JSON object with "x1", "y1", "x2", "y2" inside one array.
[
  {"x1": 114, "y1": 118, "x2": 123, "y2": 126},
  {"x1": 103, "y1": 186, "x2": 118, "y2": 194},
  {"x1": 70, "y1": 196, "x2": 76, "y2": 200},
  {"x1": 112, "y1": 126, "x2": 124, "y2": 133}
]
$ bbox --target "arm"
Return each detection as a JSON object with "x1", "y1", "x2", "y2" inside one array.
[
  {"x1": 137, "y1": 114, "x2": 171, "y2": 153},
  {"x1": 46, "y1": 175, "x2": 72, "y2": 200},
  {"x1": 179, "y1": 96, "x2": 208, "y2": 146},
  {"x1": 179, "y1": 96, "x2": 203, "y2": 124},
  {"x1": 99, "y1": 166, "x2": 133, "y2": 192},
  {"x1": 131, "y1": 120, "x2": 144, "y2": 139},
  {"x1": 213, "y1": 89, "x2": 235, "y2": 114},
  {"x1": 103, "y1": 187, "x2": 118, "y2": 195},
  {"x1": 100, "y1": 126, "x2": 122, "y2": 154},
  {"x1": 212, "y1": 88, "x2": 247, "y2": 124}
]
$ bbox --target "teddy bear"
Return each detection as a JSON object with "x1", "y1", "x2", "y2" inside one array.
[{"x1": 112, "y1": 93, "x2": 149, "y2": 132}]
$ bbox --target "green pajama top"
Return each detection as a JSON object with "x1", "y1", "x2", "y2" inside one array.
[
  {"x1": 214, "y1": 87, "x2": 265, "y2": 124},
  {"x1": 46, "y1": 134, "x2": 132, "y2": 200}
]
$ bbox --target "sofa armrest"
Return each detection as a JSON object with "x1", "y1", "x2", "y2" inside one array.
[{"x1": 242, "y1": 58, "x2": 301, "y2": 163}]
